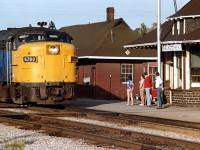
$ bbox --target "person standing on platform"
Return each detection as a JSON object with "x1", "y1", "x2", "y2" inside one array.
[
  {"x1": 139, "y1": 74, "x2": 145, "y2": 106},
  {"x1": 127, "y1": 75, "x2": 134, "y2": 106},
  {"x1": 155, "y1": 72, "x2": 163, "y2": 109},
  {"x1": 143, "y1": 72, "x2": 152, "y2": 107}
]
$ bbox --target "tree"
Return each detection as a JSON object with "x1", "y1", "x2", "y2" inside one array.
[
  {"x1": 151, "y1": 22, "x2": 157, "y2": 30},
  {"x1": 134, "y1": 22, "x2": 157, "y2": 37},
  {"x1": 134, "y1": 23, "x2": 150, "y2": 37}
]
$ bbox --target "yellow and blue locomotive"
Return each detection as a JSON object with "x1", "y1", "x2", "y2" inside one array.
[{"x1": 0, "y1": 24, "x2": 77, "y2": 105}]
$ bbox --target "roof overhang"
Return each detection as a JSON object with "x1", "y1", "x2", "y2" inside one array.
[
  {"x1": 78, "y1": 56, "x2": 157, "y2": 60},
  {"x1": 168, "y1": 15, "x2": 200, "y2": 20},
  {"x1": 124, "y1": 40, "x2": 200, "y2": 49},
  {"x1": 124, "y1": 42, "x2": 157, "y2": 48},
  {"x1": 162, "y1": 40, "x2": 200, "y2": 44}
]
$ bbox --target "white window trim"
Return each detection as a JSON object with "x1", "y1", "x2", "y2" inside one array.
[
  {"x1": 121, "y1": 64, "x2": 134, "y2": 84},
  {"x1": 191, "y1": 83, "x2": 200, "y2": 87},
  {"x1": 185, "y1": 47, "x2": 191, "y2": 89},
  {"x1": 165, "y1": 64, "x2": 170, "y2": 81},
  {"x1": 183, "y1": 19, "x2": 186, "y2": 34},
  {"x1": 177, "y1": 20, "x2": 180, "y2": 35}
]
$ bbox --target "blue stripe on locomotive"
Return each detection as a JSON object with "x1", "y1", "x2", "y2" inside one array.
[{"x1": 0, "y1": 50, "x2": 12, "y2": 82}]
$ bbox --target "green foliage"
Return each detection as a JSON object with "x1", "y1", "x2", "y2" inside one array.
[
  {"x1": 134, "y1": 22, "x2": 157, "y2": 37},
  {"x1": 151, "y1": 22, "x2": 157, "y2": 30},
  {"x1": 5, "y1": 140, "x2": 25, "y2": 150}
]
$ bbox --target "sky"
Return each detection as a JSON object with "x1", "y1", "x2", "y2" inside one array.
[{"x1": 0, "y1": 0, "x2": 189, "y2": 30}]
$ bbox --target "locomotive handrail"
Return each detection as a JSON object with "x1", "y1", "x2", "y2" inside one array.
[
  {"x1": 9, "y1": 42, "x2": 12, "y2": 85},
  {"x1": 6, "y1": 42, "x2": 12, "y2": 85},
  {"x1": 6, "y1": 42, "x2": 9, "y2": 84}
]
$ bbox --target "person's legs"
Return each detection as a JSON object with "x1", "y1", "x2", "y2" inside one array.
[
  {"x1": 127, "y1": 90, "x2": 130, "y2": 105},
  {"x1": 139, "y1": 90, "x2": 143, "y2": 105},
  {"x1": 157, "y1": 88, "x2": 162, "y2": 108},
  {"x1": 145, "y1": 88, "x2": 151, "y2": 106},
  {"x1": 140, "y1": 89, "x2": 144, "y2": 105},
  {"x1": 143, "y1": 89, "x2": 146, "y2": 105},
  {"x1": 130, "y1": 91, "x2": 134, "y2": 105}
]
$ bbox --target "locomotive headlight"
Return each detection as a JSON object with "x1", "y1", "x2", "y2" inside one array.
[{"x1": 49, "y1": 46, "x2": 59, "y2": 54}]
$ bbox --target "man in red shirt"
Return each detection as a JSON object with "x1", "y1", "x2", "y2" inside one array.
[{"x1": 143, "y1": 72, "x2": 152, "y2": 106}]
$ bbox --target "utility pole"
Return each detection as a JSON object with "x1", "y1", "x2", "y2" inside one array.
[{"x1": 157, "y1": 0, "x2": 161, "y2": 74}]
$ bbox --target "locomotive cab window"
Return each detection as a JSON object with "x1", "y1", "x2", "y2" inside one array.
[
  {"x1": 0, "y1": 41, "x2": 6, "y2": 50},
  {"x1": 46, "y1": 33, "x2": 72, "y2": 44},
  {"x1": 18, "y1": 34, "x2": 44, "y2": 43}
]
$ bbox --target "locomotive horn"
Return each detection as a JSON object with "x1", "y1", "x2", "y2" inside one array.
[{"x1": 37, "y1": 22, "x2": 47, "y2": 27}]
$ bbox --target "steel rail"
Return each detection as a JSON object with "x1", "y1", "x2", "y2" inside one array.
[
  {"x1": 65, "y1": 107, "x2": 200, "y2": 130},
  {"x1": 37, "y1": 115, "x2": 200, "y2": 150},
  {"x1": 0, "y1": 116, "x2": 161, "y2": 150},
  {"x1": 1, "y1": 107, "x2": 200, "y2": 149},
  {"x1": 0, "y1": 113, "x2": 200, "y2": 149}
]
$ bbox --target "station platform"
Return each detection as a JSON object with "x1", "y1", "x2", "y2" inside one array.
[{"x1": 70, "y1": 98, "x2": 200, "y2": 123}]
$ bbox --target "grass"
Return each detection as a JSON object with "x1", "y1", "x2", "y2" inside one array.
[{"x1": 5, "y1": 140, "x2": 25, "y2": 150}]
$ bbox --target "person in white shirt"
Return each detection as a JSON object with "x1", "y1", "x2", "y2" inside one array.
[
  {"x1": 139, "y1": 74, "x2": 145, "y2": 106},
  {"x1": 155, "y1": 72, "x2": 163, "y2": 109}
]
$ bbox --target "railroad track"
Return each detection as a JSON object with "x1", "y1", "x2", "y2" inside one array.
[{"x1": 0, "y1": 106, "x2": 200, "y2": 149}]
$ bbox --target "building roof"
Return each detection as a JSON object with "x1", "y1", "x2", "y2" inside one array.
[
  {"x1": 124, "y1": 21, "x2": 173, "y2": 48},
  {"x1": 163, "y1": 27, "x2": 200, "y2": 44},
  {"x1": 125, "y1": 0, "x2": 200, "y2": 48},
  {"x1": 60, "y1": 18, "x2": 157, "y2": 59},
  {"x1": 125, "y1": 21, "x2": 200, "y2": 49},
  {"x1": 168, "y1": 0, "x2": 200, "y2": 20}
]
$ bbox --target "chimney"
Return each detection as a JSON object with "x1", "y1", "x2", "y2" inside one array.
[{"x1": 106, "y1": 7, "x2": 114, "y2": 21}]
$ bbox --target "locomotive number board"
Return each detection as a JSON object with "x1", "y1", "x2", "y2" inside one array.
[{"x1": 23, "y1": 56, "x2": 37, "y2": 62}]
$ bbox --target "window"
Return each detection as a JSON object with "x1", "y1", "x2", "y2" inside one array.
[
  {"x1": 0, "y1": 41, "x2": 6, "y2": 50},
  {"x1": 165, "y1": 52, "x2": 173, "y2": 81},
  {"x1": 149, "y1": 67, "x2": 157, "y2": 83},
  {"x1": 143, "y1": 62, "x2": 161, "y2": 84},
  {"x1": 121, "y1": 64, "x2": 134, "y2": 83},
  {"x1": 18, "y1": 32, "x2": 72, "y2": 44},
  {"x1": 46, "y1": 33, "x2": 72, "y2": 43},
  {"x1": 177, "y1": 52, "x2": 182, "y2": 87},
  {"x1": 18, "y1": 34, "x2": 44, "y2": 43},
  {"x1": 190, "y1": 47, "x2": 200, "y2": 85}
]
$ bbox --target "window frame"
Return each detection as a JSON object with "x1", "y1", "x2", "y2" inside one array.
[
  {"x1": 120, "y1": 63, "x2": 134, "y2": 84},
  {"x1": 190, "y1": 47, "x2": 200, "y2": 87}
]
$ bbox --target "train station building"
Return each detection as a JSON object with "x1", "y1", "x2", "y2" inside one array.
[
  {"x1": 124, "y1": 0, "x2": 200, "y2": 107},
  {"x1": 61, "y1": 7, "x2": 157, "y2": 100}
]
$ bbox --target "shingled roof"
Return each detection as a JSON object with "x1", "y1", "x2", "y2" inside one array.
[
  {"x1": 125, "y1": 0, "x2": 200, "y2": 48},
  {"x1": 60, "y1": 18, "x2": 157, "y2": 59},
  {"x1": 168, "y1": 0, "x2": 200, "y2": 19},
  {"x1": 124, "y1": 21, "x2": 173, "y2": 48},
  {"x1": 163, "y1": 28, "x2": 200, "y2": 44}
]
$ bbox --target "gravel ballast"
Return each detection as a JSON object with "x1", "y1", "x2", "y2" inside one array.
[{"x1": 0, "y1": 123, "x2": 117, "y2": 150}]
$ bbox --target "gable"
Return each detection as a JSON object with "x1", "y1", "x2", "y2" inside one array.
[{"x1": 60, "y1": 18, "x2": 145, "y2": 57}]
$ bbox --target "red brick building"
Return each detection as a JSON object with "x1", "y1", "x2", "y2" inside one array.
[
  {"x1": 61, "y1": 8, "x2": 157, "y2": 100},
  {"x1": 125, "y1": 0, "x2": 200, "y2": 107}
]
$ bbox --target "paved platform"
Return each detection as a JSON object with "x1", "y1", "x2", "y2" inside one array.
[{"x1": 70, "y1": 98, "x2": 200, "y2": 123}]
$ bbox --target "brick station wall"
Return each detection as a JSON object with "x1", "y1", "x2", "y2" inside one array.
[
  {"x1": 164, "y1": 90, "x2": 200, "y2": 107},
  {"x1": 76, "y1": 61, "x2": 145, "y2": 100}
]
